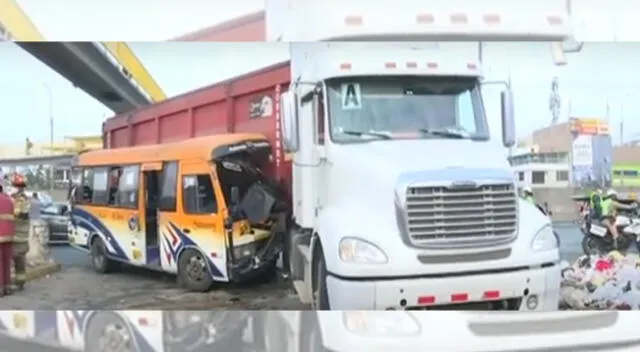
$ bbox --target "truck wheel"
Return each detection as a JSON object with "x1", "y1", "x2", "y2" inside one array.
[
  {"x1": 85, "y1": 312, "x2": 136, "y2": 352},
  {"x1": 91, "y1": 236, "x2": 116, "y2": 273},
  {"x1": 177, "y1": 248, "x2": 213, "y2": 292},
  {"x1": 312, "y1": 245, "x2": 331, "y2": 310}
]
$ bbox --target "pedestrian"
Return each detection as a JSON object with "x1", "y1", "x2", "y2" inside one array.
[
  {"x1": 10, "y1": 174, "x2": 30, "y2": 289},
  {"x1": 522, "y1": 186, "x2": 535, "y2": 204},
  {"x1": 0, "y1": 184, "x2": 14, "y2": 296}
]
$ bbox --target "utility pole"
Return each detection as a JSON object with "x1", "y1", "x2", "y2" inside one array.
[{"x1": 43, "y1": 83, "x2": 54, "y2": 191}]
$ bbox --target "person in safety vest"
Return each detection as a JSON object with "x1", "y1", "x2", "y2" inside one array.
[
  {"x1": 10, "y1": 174, "x2": 29, "y2": 289},
  {"x1": 522, "y1": 186, "x2": 535, "y2": 204},
  {"x1": 589, "y1": 187, "x2": 603, "y2": 218},
  {"x1": 601, "y1": 188, "x2": 637, "y2": 248},
  {"x1": 0, "y1": 184, "x2": 14, "y2": 296}
]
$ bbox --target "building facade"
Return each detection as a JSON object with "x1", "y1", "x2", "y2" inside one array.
[
  {"x1": 510, "y1": 148, "x2": 570, "y2": 188},
  {"x1": 513, "y1": 121, "x2": 640, "y2": 188}
]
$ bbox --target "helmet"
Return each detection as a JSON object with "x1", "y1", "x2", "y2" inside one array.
[
  {"x1": 606, "y1": 188, "x2": 618, "y2": 198},
  {"x1": 522, "y1": 186, "x2": 533, "y2": 194},
  {"x1": 10, "y1": 174, "x2": 26, "y2": 188}
]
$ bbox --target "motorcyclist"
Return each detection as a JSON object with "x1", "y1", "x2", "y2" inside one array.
[
  {"x1": 601, "y1": 188, "x2": 637, "y2": 248},
  {"x1": 522, "y1": 186, "x2": 535, "y2": 204},
  {"x1": 589, "y1": 187, "x2": 603, "y2": 218}
]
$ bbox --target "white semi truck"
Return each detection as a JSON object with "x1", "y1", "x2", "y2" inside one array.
[{"x1": 272, "y1": 0, "x2": 570, "y2": 309}]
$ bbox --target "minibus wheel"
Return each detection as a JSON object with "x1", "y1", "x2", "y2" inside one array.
[
  {"x1": 91, "y1": 236, "x2": 116, "y2": 273},
  {"x1": 177, "y1": 248, "x2": 213, "y2": 292},
  {"x1": 85, "y1": 312, "x2": 136, "y2": 352}
]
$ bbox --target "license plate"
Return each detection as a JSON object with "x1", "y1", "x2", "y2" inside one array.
[{"x1": 590, "y1": 226, "x2": 607, "y2": 237}]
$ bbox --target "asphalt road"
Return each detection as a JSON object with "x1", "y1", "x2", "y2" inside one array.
[
  {"x1": 0, "y1": 336, "x2": 68, "y2": 352},
  {"x1": 0, "y1": 224, "x2": 585, "y2": 310}
]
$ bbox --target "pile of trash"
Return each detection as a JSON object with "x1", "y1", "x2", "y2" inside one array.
[{"x1": 560, "y1": 251, "x2": 640, "y2": 309}]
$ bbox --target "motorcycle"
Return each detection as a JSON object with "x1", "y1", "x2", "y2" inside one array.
[{"x1": 580, "y1": 209, "x2": 640, "y2": 255}]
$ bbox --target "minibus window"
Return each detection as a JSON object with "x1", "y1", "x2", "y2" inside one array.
[
  {"x1": 111, "y1": 165, "x2": 140, "y2": 208},
  {"x1": 159, "y1": 161, "x2": 178, "y2": 212},
  {"x1": 182, "y1": 174, "x2": 217, "y2": 214},
  {"x1": 91, "y1": 167, "x2": 109, "y2": 205},
  {"x1": 80, "y1": 168, "x2": 94, "y2": 203}
]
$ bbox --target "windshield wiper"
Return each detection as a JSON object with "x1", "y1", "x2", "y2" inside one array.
[
  {"x1": 341, "y1": 130, "x2": 392, "y2": 140},
  {"x1": 418, "y1": 127, "x2": 470, "y2": 139}
]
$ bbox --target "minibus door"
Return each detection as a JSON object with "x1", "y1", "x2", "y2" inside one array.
[{"x1": 141, "y1": 162, "x2": 162, "y2": 268}]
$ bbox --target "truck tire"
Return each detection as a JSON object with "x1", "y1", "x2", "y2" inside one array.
[
  {"x1": 177, "y1": 248, "x2": 213, "y2": 292},
  {"x1": 85, "y1": 312, "x2": 137, "y2": 352},
  {"x1": 90, "y1": 236, "x2": 116, "y2": 273},
  {"x1": 312, "y1": 244, "x2": 331, "y2": 310}
]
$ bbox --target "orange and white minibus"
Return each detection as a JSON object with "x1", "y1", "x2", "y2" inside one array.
[{"x1": 68, "y1": 134, "x2": 288, "y2": 291}]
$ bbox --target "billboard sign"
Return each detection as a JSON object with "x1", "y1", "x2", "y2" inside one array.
[
  {"x1": 570, "y1": 117, "x2": 609, "y2": 135},
  {"x1": 570, "y1": 118, "x2": 612, "y2": 187}
]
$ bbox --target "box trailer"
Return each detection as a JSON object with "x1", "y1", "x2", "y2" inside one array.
[{"x1": 103, "y1": 61, "x2": 293, "y2": 191}]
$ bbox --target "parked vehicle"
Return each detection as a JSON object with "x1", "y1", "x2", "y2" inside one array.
[{"x1": 41, "y1": 202, "x2": 70, "y2": 244}]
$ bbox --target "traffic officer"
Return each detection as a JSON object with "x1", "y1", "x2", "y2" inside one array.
[
  {"x1": 0, "y1": 184, "x2": 14, "y2": 296},
  {"x1": 10, "y1": 174, "x2": 29, "y2": 289},
  {"x1": 589, "y1": 187, "x2": 603, "y2": 218},
  {"x1": 522, "y1": 186, "x2": 535, "y2": 204}
]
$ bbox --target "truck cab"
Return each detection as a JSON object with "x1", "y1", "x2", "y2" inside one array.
[{"x1": 272, "y1": 0, "x2": 570, "y2": 310}]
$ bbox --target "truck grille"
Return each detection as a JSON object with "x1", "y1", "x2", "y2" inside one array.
[{"x1": 405, "y1": 183, "x2": 517, "y2": 248}]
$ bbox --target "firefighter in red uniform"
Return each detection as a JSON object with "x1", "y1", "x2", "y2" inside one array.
[
  {"x1": 10, "y1": 174, "x2": 29, "y2": 289},
  {"x1": 0, "y1": 184, "x2": 14, "y2": 296}
]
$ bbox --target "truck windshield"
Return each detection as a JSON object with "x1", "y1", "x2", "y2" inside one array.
[{"x1": 326, "y1": 76, "x2": 489, "y2": 143}]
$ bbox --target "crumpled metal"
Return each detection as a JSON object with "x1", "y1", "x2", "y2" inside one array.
[{"x1": 560, "y1": 251, "x2": 640, "y2": 310}]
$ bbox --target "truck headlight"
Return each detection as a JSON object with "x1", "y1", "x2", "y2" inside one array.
[
  {"x1": 343, "y1": 311, "x2": 420, "y2": 336},
  {"x1": 339, "y1": 237, "x2": 387, "y2": 264},
  {"x1": 531, "y1": 225, "x2": 558, "y2": 252}
]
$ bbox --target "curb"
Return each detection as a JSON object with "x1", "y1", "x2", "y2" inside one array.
[{"x1": 25, "y1": 262, "x2": 61, "y2": 281}]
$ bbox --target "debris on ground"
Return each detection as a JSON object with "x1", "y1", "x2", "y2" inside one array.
[{"x1": 560, "y1": 251, "x2": 640, "y2": 310}]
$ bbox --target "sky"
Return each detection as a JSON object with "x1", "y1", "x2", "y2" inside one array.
[{"x1": 2, "y1": 1, "x2": 640, "y2": 144}]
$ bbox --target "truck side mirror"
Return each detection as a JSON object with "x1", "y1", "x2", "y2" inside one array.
[
  {"x1": 500, "y1": 89, "x2": 516, "y2": 148},
  {"x1": 280, "y1": 91, "x2": 299, "y2": 153}
]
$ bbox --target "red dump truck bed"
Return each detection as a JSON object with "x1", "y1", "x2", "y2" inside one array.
[{"x1": 102, "y1": 61, "x2": 291, "y2": 185}]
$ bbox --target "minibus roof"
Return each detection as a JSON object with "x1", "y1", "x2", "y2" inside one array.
[{"x1": 76, "y1": 133, "x2": 269, "y2": 166}]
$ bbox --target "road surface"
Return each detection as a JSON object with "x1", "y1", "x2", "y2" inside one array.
[{"x1": 0, "y1": 224, "x2": 584, "y2": 310}]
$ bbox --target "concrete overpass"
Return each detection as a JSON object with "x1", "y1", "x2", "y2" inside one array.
[
  {"x1": 0, "y1": 154, "x2": 75, "y2": 167},
  {"x1": 18, "y1": 42, "x2": 152, "y2": 114},
  {"x1": 0, "y1": 0, "x2": 167, "y2": 114}
]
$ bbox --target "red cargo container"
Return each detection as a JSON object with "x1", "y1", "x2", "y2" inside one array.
[{"x1": 102, "y1": 61, "x2": 291, "y2": 187}]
